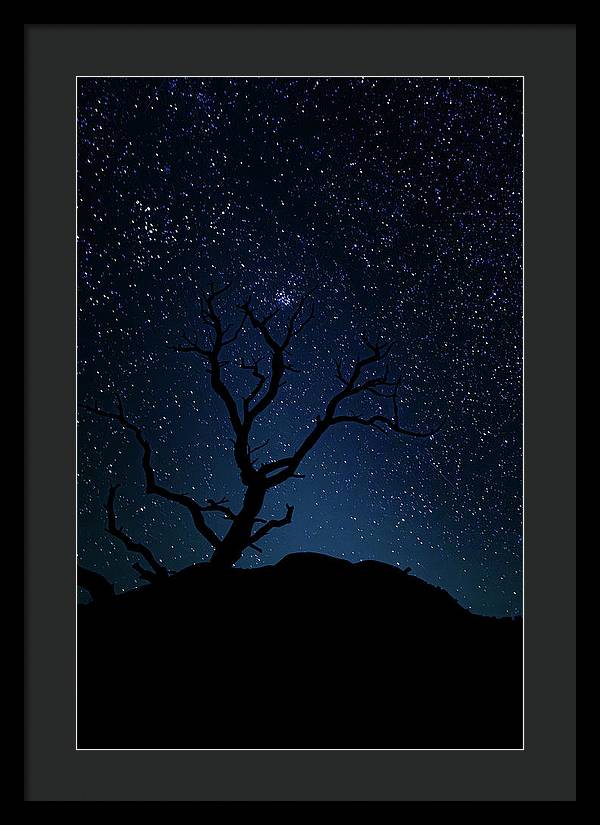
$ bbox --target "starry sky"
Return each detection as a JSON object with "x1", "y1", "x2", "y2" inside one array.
[{"x1": 77, "y1": 77, "x2": 522, "y2": 616}]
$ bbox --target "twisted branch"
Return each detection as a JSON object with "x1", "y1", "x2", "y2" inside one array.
[
  {"x1": 250, "y1": 504, "x2": 294, "y2": 544},
  {"x1": 105, "y1": 484, "x2": 168, "y2": 582},
  {"x1": 256, "y1": 338, "x2": 444, "y2": 487},
  {"x1": 82, "y1": 396, "x2": 222, "y2": 550}
]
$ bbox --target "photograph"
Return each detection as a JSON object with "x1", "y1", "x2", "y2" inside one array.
[{"x1": 76, "y1": 75, "x2": 524, "y2": 750}]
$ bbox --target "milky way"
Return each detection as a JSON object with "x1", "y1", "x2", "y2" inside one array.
[{"x1": 77, "y1": 77, "x2": 522, "y2": 615}]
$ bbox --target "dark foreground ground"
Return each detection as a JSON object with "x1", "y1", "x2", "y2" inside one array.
[{"x1": 77, "y1": 552, "x2": 522, "y2": 749}]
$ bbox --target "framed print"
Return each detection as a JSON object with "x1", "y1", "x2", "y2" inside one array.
[{"x1": 25, "y1": 24, "x2": 576, "y2": 801}]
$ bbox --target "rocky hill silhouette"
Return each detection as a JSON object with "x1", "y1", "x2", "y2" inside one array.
[{"x1": 77, "y1": 552, "x2": 522, "y2": 749}]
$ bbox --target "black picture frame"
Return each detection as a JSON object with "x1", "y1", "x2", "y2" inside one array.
[{"x1": 25, "y1": 23, "x2": 576, "y2": 801}]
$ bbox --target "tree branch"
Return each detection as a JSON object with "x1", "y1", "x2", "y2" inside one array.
[
  {"x1": 171, "y1": 286, "x2": 319, "y2": 487},
  {"x1": 238, "y1": 288, "x2": 316, "y2": 422},
  {"x1": 249, "y1": 504, "x2": 294, "y2": 544},
  {"x1": 131, "y1": 561, "x2": 161, "y2": 585},
  {"x1": 202, "y1": 497, "x2": 236, "y2": 521},
  {"x1": 169, "y1": 283, "x2": 262, "y2": 481},
  {"x1": 105, "y1": 484, "x2": 169, "y2": 582},
  {"x1": 257, "y1": 339, "x2": 444, "y2": 487},
  {"x1": 82, "y1": 397, "x2": 222, "y2": 550},
  {"x1": 169, "y1": 283, "x2": 244, "y2": 436},
  {"x1": 240, "y1": 356, "x2": 268, "y2": 413},
  {"x1": 329, "y1": 413, "x2": 445, "y2": 438}
]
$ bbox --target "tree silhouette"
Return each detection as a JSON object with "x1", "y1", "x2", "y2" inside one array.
[{"x1": 82, "y1": 283, "x2": 443, "y2": 577}]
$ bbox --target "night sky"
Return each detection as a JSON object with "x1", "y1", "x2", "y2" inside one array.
[{"x1": 77, "y1": 77, "x2": 522, "y2": 616}]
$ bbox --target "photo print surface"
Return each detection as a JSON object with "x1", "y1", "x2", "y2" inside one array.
[{"x1": 77, "y1": 77, "x2": 523, "y2": 749}]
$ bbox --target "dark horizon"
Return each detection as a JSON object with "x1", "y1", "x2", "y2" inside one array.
[{"x1": 77, "y1": 77, "x2": 523, "y2": 616}]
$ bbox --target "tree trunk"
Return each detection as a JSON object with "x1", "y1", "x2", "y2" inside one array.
[{"x1": 209, "y1": 484, "x2": 266, "y2": 567}]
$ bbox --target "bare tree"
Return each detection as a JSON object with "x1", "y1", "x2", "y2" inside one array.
[{"x1": 83, "y1": 284, "x2": 442, "y2": 571}]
